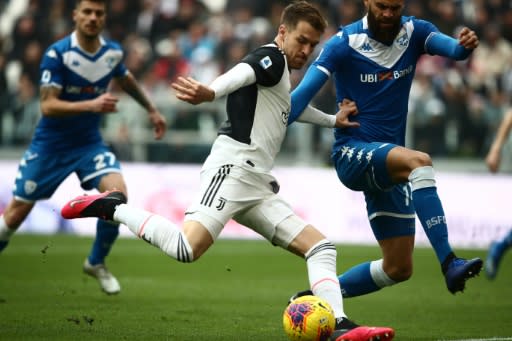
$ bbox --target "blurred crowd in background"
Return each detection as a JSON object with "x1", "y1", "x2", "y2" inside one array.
[{"x1": 0, "y1": 0, "x2": 511, "y2": 164}]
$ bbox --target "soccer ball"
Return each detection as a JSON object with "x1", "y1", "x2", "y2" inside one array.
[{"x1": 282, "y1": 295, "x2": 335, "y2": 341}]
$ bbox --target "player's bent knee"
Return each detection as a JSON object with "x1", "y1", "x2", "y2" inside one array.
[
  {"x1": 412, "y1": 151, "x2": 432, "y2": 168},
  {"x1": 386, "y1": 264, "x2": 413, "y2": 282}
]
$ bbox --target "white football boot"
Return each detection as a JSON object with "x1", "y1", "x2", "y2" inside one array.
[{"x1": 83, "y1": 259, "x2": 121, "y2": 295}]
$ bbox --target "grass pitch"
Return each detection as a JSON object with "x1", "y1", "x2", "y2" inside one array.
[{"x1": 0, "y1": 234, "x2": 510, "y2": 340}]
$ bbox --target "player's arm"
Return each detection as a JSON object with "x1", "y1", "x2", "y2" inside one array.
[
  {"x1": 296, "y1": 99, "x2": 359, "y2": 129},
  {"x1": 425, "y1": 27, "x2": 479, "y2": 60},
  {"x1": 289, "y1": 65, "x2": 329, "y2": 125},
  {"x1": 116, "y1": 72, "x2": 157, "y2": 112},
  {"x1": 39, "y1": 85, "x2": 119, "y2": 117},
  {"x1": 486, "y1": 109, "x2": 512, "y2": 173},
  {"x1": 171, "y1": 62, "x2": 256, "y2": 105},
  {"x1": 296, "y1": 105, "x2": 336, "y2": 127},
  {"x1": 115, "y1": 72, "x2": 166, "y2": 139}
]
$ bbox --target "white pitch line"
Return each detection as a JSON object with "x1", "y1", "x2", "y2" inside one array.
[{"x1": 437, "y1": 337, "x2": 512, "y2": 341}]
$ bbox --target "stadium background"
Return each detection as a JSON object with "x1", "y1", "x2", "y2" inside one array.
[{"x1": 0, "y1": 0, "x2": 511, "y2": 247}]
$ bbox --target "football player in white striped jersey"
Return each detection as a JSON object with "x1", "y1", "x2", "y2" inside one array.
[{"x1": 61, "y1": 2, "x2": 395, "y2": 340}]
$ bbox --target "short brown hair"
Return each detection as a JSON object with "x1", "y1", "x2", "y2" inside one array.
[
  {"x1": 75, "y1": 0, "x2": 106, "y2": 7},
  {"x1": 280, "y1": 1, "x2": 327, "y2": 34}
]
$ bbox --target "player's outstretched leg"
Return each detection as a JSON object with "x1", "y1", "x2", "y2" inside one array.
[
  {"x1": 61, "y1": 190, "x2": 127, "y2": 221},
  {"x1": 63, "y1": 190, "x2": 195, "y2": 264},
  {"x1": 442, "y1": 255, "x2": 483, "y2": 294},
  {"x1": 291, "y1": 255, "x2": 483, "y2": 296},
  {"x1": 329, "y1": 317, "x2": 394, "y2": 341}
]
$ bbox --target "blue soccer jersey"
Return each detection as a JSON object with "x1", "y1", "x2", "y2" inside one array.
[
  {"x1": 315, "y1": 16, "x2": 437, "y2": 147},
  {"x1": 12, "y1": 32, "x2": 126, "y2": 201},
  {"x1": 289, "y1": 15, "x2": 474, "y2": 239},
  {"x1": 31, "y1": 32, "x2": 128, "y2": 153}
]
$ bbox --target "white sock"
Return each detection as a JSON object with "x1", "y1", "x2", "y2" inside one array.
[
  {"x1": 305, "y1": 239, "x2": 346, "y2": 319},
  {"x1": 0, "y1": 216, "x2": 15, "y2": 241},
  {"x1": 408, "y1": 165, "x2": 436, "y2": 190},
  {"x1": 114, "y1": 204, "x2": 194, "y2": 262},
  {"x1": 370, "y1": 259, "x2": 397, "y2": 288}
]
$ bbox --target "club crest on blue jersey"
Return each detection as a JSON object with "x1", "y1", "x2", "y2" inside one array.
[
  {"x1": 396, "y1": 32, "x2": 410, "y2": 47},
  {"x1": 259, "y1": 56, "x2": 272, "y2": 69},
  {"x1": 106, "y1": 56, "x2": 117, "y2": 69}
]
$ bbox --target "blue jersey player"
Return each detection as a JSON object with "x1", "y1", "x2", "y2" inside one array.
[
  {"x1": 0, "y1": 0, "x2": 166, "y2": 294},
  {"x1": 289, "y1": 0, "x2": 483, "y2": 298}
]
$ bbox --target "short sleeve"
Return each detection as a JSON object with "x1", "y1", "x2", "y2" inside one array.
[
  {"x1": 241, "y1": 46, "x2": 286, "y2": 87},
  {"x1": 40, "y1": 47, "x2": 64, "y2": 87}
]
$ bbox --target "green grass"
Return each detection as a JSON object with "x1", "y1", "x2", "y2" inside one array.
[{"x1": 0, "y1": 234, "x2": 510, "y2": 341}]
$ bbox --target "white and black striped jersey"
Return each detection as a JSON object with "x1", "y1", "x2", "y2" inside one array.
[{"x1": 203, "y1": 42, "x2": 291, "y2": 174}]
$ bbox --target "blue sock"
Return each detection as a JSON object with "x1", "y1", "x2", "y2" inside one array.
[
  {"x1": 503, "y1": 229, "x2": 512, "y2": 247},
  {"x1": 496, "y1": 229, "x2": 512, "y2": 254},
  {"x1": 338, "y1": 262, "x2": 380, "y2": 297},
  {"x1": 412, "y1": 187, "x2": 452, "y2": 263},
  {"x1": 87, "y1": 219, "x2": 119, "y2": 265},
  {"x1": 0, "y1": 240, "x2": 9, "y2": 252}
]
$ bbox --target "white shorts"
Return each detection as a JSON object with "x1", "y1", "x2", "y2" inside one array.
[{"x1": 184, "y1": 165, "x2": 307, "y2": 248}]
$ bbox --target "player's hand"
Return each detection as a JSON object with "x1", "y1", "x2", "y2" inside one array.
[
  {"x1": 171, "y1": 76, "x2": 215, "y2": 105},
  {"x1": 458, "y1": 27, "x2": 479, "y2": 49},
  {"x1": 334, "y1": 99, "x2": 360, "y2": 129},
  {"x1": 90, "y1": 93, "x2": 119, "y2": 113},
  {"x1": 485, "y1": 147, "x2": 501, "y2": 173},
  {"x1": 148, "y1": 109, "x2": 167, "y2": 140}
]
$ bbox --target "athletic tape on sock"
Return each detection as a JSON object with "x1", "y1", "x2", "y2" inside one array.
[{"x1": 408, "y1": 165, "x2": 436, "y2": 191}]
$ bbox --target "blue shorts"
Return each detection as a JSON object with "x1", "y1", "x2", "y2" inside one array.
[
  {"x1": 14, "y1": 143, "x2": 121, "y2": 202},
  {"x1": 331, "y1": 139, "x2": 416, "y2": 240}
]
